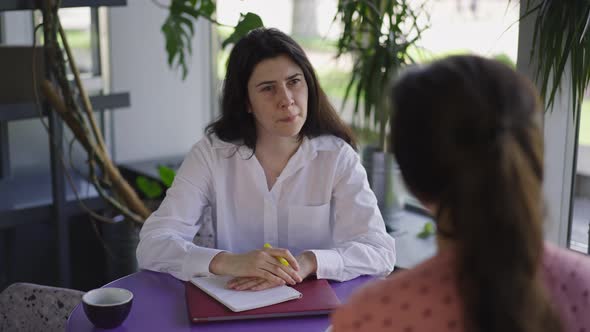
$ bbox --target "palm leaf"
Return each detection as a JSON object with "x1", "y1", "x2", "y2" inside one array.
[
  {"x1": 335, "y1": 0, "x2": 429, "y2": 151},
  {"x1": 525, "y1": 0, "x2": 590, "y2": 119},
  {"x1": 161, "y1": 1, "x2": 263, "y2": 80}
]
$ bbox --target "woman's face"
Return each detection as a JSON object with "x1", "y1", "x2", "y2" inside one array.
[{"x1": 247, "y1": 54, "x2": 308, "y2": 141}]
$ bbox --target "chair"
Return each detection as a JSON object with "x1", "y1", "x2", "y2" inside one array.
[{"x1": 0, "y1": 282, "x2": 84, "y2": 332}]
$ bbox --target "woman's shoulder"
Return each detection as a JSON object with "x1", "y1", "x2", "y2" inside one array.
[
  {"x1": 192, "y1": 133, "x2": 238, "y2": 150},
  {"x1": 309, "y1": 135, "x2": 350, "y2": 152},
  {"x1": 543, "y1": 242, "x2": 590, "y2": 286},
  {"x1": 308, "y1": 135, "x2": 357, "y2": 166},
  {"x1": 542, "y1": 243, "x2": 590, "y2": 332},
  {"x1": 543, "y1": 242, "x2": 590, "y2": 273},
  {"x1": 189, "y1": 134, "x2": 248, "y2": 157},
  {"x1": 332, "y1": 252, "x2": 462, "y2": 332}
]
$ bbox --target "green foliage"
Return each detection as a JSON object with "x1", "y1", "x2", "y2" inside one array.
[
  {"x1": 316, "y1": 67, "x2": 353, "y2": 100},
  {"x1": 161, "y1": 1, "x2": 263, "y2": 80},
  {"x1": 158, "y1": 165, "x2": 176, "y2": 188},
  {"x1": 136, "y1": 176, "x2": 163, "y2": 199},
  {"x1": 417, "y1": 221, "x2": 435, "y2": 239},
  {"x1": 522, "y1": 1, "x2": 590, "y2": 117},
  {"x1": 221, "y1": 12, "x2": 264, "y2": 48},
  {"x1": 135, "y1": 166, "x2": 177, "y2": 199},
  {"x1": 63, "y1": 29, "x2": 90, "y2": 50},
  {"x1": 162, "y1": 0, "x2": 211, "y2": 80},
  {"x1": 334, "y1": 0, "x2": 429, "y2": 151},
  {"x1": 492, "y1": 53, "x2": 516, "y2": 68}
]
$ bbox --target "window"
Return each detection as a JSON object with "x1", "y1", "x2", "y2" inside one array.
[
  {"x1": 570, "y1": 88, "x2": 590, "y2": 253},
  {"x1": 388, "y1": 1, "x2": 521, "y2": 209},
  {"x1": 34, "y1": 7, "x2": 103, "y2": 93},
  {"x1": 215, "y1": 0, "x2": 521, "y2": 211}
]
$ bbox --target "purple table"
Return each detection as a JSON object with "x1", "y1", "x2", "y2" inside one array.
[{"x1": 67, "y1": 271, "x2": 374, "y2": 331}]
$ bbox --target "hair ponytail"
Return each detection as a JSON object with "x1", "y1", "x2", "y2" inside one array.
[
  {"x1": 391, "y1": 55, "x2": 563, "y2": 332},
  {"x1": 445, "y1": 129, "x2": 561, "y2": 332}
]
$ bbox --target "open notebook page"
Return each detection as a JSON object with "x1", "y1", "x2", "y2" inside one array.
[{"x1": 190, "y1": 275, "x2": 302, "y2": 312}]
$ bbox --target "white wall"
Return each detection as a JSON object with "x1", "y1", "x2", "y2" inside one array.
[{"x1": 108, "y1": 0, "x2": 213, "y2": 163}]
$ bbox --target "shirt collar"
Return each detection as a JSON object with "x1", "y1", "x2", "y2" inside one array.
[
  {"x1": 279, "y1": 135, "x2": 341, "y2": 180},
  {"x1": 208, "y1": 134, "x2": 341, "y2": 176},
  {"x1": 209, "y1": 134, "x2": 241, "y2": 149},
  {"x1": 209, "y1": 134, "x2": 340, "y2": 152}
]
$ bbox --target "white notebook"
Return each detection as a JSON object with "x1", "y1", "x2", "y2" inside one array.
[{"x1": 190, "y1": 275, "x2": 303, "y2": 312}]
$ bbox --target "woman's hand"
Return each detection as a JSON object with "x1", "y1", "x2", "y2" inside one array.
[
  {"x1": 295, "y1": 251, "x2": 317, "y2": 280},
  {"x1": 209, "y1": 247, "x2": 302, "y2": 287},
  {"x1": 225, "y1": 251, "x2": 318, "y2": 291}
]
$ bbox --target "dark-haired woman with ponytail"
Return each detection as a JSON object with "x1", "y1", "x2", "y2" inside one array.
[{"x1": 331, "y1": 55, "x2": 590, "y2": 332}]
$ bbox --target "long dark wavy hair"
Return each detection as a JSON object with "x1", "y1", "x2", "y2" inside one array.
[
  {"x1": 206, "y1": 27, "x2": 356, "y2": 151},
  {"x1": 391, "y1": 55, "x2": 562, "y2": 332}
]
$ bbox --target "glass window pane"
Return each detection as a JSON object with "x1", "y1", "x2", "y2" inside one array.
[
  {"x1": 215, "y1": 1, "x2": 520, "y2": 211},
  {"x1": 59, "y1": 8, "x2": 95, "y2": 75},
  {"x1": 420, "y1": 1, "x2": 519, "y2": 63},
  {"x1": 35, "y1": 7, "x2": 98, "y2": 77},
  {"x1": 402, "y1": 1, "x2": 520, "y2": 208},
  {"x1": 571, "y1": 90, "x2": 590, "y2": 254}
]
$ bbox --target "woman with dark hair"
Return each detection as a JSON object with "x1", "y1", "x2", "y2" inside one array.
[
  {"x1": 331, "y1": 55, "x2": 590, "y2": 332},
  {"x1": 137, "y1": 28, "x2": 396, "y2": 290}
]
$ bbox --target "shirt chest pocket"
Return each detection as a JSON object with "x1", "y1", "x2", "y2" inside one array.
[{"x1": 288, "y1": 203, "x2": 332, "y2": 251}]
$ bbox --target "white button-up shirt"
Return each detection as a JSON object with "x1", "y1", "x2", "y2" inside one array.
[{"x1": 137, "y1": 134, "x2": 396, "y2": 282}]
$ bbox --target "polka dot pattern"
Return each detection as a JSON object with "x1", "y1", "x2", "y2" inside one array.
[
  {"x1": 331, "y1": 244, "x2": 590, "y2": 332},
  {"x1": 542, "y1": 244, "x2": 590, "y2": 332}
]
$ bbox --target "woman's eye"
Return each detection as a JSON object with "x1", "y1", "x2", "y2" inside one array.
[
  {"x1": 261, "y1": 86, "x2": 273, "y2": 92},
  {"x1": 288, "y1": 79, "x2": 300, "y2": 86}
]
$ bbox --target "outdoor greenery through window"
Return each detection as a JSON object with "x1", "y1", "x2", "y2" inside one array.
[
  {"x1": 215, "y1": 0, "x2": 520, "y2": 207},
  {"x1": 572, "y1": 87, "x2": 590, "y2": 254},
  {"x1": 35, "y1": 7, "x2": 99, "y2": 78}
]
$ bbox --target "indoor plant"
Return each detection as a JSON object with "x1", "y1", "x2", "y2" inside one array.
[
  {"x1": 39, "y1": 1, "x2": 150, "y2": 225},
  {"x1": 521, "y1": 0, "x2": 590, "y2": 119},
  {"x1": 333, "y1": 0, "x2": 429, "y2": 222},
  {"x1": 160, "y1": 0, "x2": 264, "y2": 80},
  {"x1": 334, "y1": 0, "x2": 429, "y2": 153}
]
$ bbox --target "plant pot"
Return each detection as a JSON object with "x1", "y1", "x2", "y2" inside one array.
[{"x1": 362, "y1": 146, "x2": 406, "y2": 231}]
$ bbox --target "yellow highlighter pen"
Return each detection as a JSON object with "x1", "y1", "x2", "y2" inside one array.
[{"x1": 263, "y1": 243, "x2": 290, "y2": 267}]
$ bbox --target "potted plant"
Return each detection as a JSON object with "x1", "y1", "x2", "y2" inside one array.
[
  {"x1": 521, "y1": 0, "x2": 590, "y2": 118},
  {"x1": 333, "y1": 0, "x2": 429, "y2": 223}
]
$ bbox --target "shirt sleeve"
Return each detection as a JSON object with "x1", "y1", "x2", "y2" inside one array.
[
  {"x1": 136, "y1": 139, "x2": 224, "y2": 281},
  {"x1": 309, "y1": 145, "x2": 396, "y2": 281}
]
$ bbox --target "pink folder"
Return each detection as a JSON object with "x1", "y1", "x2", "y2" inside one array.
[{"x1": 186, "y1": 278, "x2": 341, "y2": 323}]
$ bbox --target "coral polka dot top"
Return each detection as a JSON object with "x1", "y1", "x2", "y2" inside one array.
[{"x1": 331, "y1": 243, "x2": 590, "y2": 332}]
